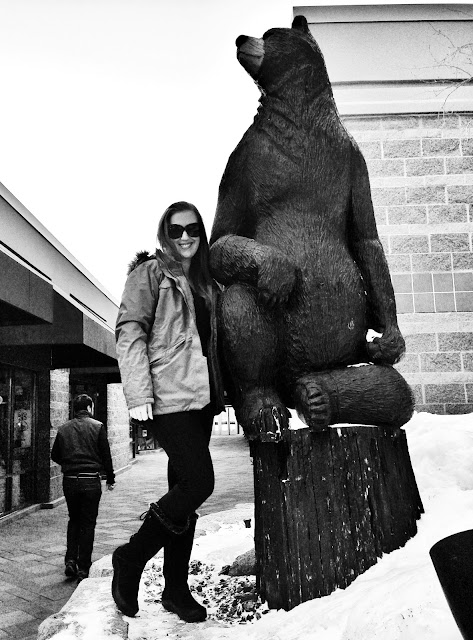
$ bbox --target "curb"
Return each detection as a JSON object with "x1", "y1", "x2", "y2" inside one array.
[
  {"x1": 37, "y1": 576, "x2": 128, "y2": 640},
  {"x1": 0, "y1": 502, "x2": 42, "y2": 526}
]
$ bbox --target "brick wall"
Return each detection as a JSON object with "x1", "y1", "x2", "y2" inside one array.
[
  {"x1": 107, "y1": 383, "x2": 132, "y2": 474},
  {"x1": 49, "y1": 368, "x2": 70, "y2": 501},
  {"x1": 344, "y1": 113, "x2": 473, "y2": 415}
]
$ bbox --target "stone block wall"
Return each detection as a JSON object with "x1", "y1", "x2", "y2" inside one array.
[
  {"x1": 49, "y1": 368, "x2": 70, "y2": 501},
  {"x1": 344, "y1": 112, "x2": 473, "y2": 415},
  {"x1": 107, "y1": 383, "x2": 132, "y2": 474}
]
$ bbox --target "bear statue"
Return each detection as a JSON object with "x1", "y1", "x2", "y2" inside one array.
[{"x1": 209, "y1": 16, "x2": 414, "y2": 440}]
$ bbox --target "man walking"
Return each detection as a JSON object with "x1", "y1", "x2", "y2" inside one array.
[{"x1": 51, "y1": 393, "x2": 115, "y2": 581}]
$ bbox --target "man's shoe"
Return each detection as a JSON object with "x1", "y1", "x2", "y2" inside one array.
[
  {"x1": 64, "y1": 560, "x2": 78, "y2": 577},
  {"x1": 161, "y1": 586, "x2": 207, "y2": 622},
  {"x1": 77, "y1": 569, "x2": 89, "y2": 583}
]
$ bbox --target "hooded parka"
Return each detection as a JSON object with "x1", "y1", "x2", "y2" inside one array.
[{"x1": 116, "y1": 250, "x2": 224, "y2": 415}]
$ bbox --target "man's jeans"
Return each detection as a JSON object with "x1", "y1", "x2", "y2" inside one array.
[{"x1": 63, "y1": 476, "x2": 102, "y2": 572}]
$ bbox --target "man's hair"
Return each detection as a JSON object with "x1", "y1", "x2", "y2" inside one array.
[{"x1": 73, "y1": 394, "x2": 93, "y2": 413}]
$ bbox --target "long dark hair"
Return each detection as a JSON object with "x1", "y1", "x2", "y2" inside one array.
[{"x1": 157, "y1": 201, "x2": 212, "y2": 304}]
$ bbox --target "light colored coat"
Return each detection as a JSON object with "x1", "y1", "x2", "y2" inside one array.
[{"x1": 116, "y1": 250, "x2": 224, "y2": 415}]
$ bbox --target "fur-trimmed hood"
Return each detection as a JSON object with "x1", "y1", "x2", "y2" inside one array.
[
  {"x1": 127, "y1": 250, "x2": 155, "y2": 275},
  {"x1": 127, "y1": 249, "x2": 187, "y2": 279}
]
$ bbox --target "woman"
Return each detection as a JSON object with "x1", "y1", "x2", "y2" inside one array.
[{"x1": 112, "y1": 201, "x2": 224, "y2": 622}]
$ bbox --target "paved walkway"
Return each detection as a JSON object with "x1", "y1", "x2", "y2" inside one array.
[{"x1": 0, "y1": 435, "x2": 254, "y2": 640}]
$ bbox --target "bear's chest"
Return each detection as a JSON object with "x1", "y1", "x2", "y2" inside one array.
[{"x1": 244, "y1": 122, "x2": 351, "y2": 208}]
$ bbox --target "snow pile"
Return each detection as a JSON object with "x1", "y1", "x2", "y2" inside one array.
[
  {"x1": 143, "y1": 559, "x2": 269, "y2": 624},
  {"x1": 407, "y1": 414, "x2": 473, "y2": 493},
  {"x1": 128, "y1": 411, "x2": 472, "y2": 640}
]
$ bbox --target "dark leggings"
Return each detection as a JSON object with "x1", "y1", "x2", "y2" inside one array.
[{"x1": 152, "y1": 404, "x2": 214, "y2": 524}]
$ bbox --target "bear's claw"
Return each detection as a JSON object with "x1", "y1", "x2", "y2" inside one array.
[
  {"x1": 252, "y1": 406, "x2": 290, "y2": 442},
  {"x1": 238, "y1": 389, "x2": 290, "y2": 442},
  {"x1": 294, "y1": 376, "x2": 331, "y2": 432}
]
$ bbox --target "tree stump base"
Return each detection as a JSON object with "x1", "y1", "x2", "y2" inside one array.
[{"x1": 249, "y1": 425, "x2": 424, "y2": 611}]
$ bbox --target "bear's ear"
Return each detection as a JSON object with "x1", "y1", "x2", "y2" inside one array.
[{"x1": 292, "y1": 15, "x2": 310, "y2": 35}]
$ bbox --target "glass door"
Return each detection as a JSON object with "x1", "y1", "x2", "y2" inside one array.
[
  {"x1": 0, "y1": 367, "x2": 11, "y2": 516},
  {"x1": 12, "y1": 368, "x2": 35, "y2": 511},
  {"x1": 0, "y1": 366, "x2": 36, "y2": 516}
]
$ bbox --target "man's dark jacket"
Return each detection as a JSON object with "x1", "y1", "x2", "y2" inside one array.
[{"x1": 51, "y1": 410, "x2": 115, "y2": 484}]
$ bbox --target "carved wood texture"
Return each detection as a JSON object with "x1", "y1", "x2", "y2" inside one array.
[{"x1": 250, "y1": 426, "x2": 424, "y2": 610}]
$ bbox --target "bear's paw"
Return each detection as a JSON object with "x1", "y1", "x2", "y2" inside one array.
[
  {"x1": 238, "y1": 387, "x2": 290, "y2": 442},
  {"x1": 294, "y1": 375, "x2": 332, "y2": 431}
]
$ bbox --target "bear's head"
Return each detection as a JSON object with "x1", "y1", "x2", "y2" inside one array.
[{"x1": 235, "y1": 15, "x2": 331, "y2": 100}]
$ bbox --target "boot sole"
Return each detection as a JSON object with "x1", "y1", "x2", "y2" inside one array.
[
  {"x1": 111, "y1": 550, "x2": 139, "y2": 617},
  {"x1": 161, "y1": 597, "x2": 207, "y2": 623}
]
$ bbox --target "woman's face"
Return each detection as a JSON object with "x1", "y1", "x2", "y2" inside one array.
[{"x1": 168, "y1": 210, "x2": 201, "y2": 262}]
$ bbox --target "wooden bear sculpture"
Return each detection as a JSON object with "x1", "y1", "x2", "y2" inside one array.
[{"x1": 210, "y1": 16, "x2": 414, "y2": 440}]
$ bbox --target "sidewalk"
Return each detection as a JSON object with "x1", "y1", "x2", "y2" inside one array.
[{"x1": 0, "y1": 435, "x2": 254, "y2": 640}]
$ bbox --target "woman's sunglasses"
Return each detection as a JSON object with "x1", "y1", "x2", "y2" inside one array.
[{"x1": 168, "y1": 223, "x2": 200, "y2": 240}]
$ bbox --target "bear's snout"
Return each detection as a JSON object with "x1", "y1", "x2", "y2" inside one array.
[
  {"x1": 236, "y1": 36, "x2": 265, "y2": 78},
  {"x1": 236, "y1": 35, "x2": 248, "y2": 48}
]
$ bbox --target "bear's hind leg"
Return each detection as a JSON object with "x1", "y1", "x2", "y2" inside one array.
[
  {"x1": 219, "y1": 284, "x2": 290, "y2": 440},
  {"x1": 293, "y1": 365, "x2": 414, "y2": 431}
]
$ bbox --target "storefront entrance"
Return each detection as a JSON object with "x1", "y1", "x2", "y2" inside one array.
[
  {"x1": 69, "y1": 374, "x2": 107, "y2": 424},
  {"x1": 0, "y1": 365, "x2": 36, "y2": 517}
]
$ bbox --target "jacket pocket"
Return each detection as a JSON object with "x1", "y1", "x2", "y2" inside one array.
[
  {"x1": 150, "y1": 338, "x2": 210, "y2": 412},
  {"x1": 149, "y1": 337, "x2": 187, "y2": 367}
]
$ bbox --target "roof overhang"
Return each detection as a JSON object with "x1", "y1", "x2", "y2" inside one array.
[
  {"x1": 0, "y1": 249, "x2": 53, "y2": 325},
  {"x1": 0, "y1": 290, "x2": 117, "y2": 369},
  {"x1": 294, "y1": 3, "x2": 473, "y2": 116}
]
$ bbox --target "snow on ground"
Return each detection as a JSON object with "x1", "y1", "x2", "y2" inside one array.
[{"x1": 126, "y1": 411, "x2": 472, "y2": 640}]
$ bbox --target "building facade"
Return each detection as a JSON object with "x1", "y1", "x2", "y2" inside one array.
[
  {"x1": 295, "y1": 3, "x2": 473, "y2": 414},
  {"x1": 0, "y1": 183, "x2": 130, "y2": 518}
]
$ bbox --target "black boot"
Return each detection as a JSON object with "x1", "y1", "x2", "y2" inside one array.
[
  {"x1": 112, "y1": 503, "x2": 188, "y2": 617},
  {"x1": 161, "y1": 513, "x2": 207, "y2": 623}
]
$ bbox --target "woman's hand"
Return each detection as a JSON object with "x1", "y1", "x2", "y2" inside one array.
[{"x1": 129, "y1": 403, "x2": 153, "y2": 421}]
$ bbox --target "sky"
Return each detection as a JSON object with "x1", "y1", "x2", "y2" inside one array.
[
  {"x1": 0, "y1": 0, "x2": 292, "y2": 300},
  {"x1": 0, "y1": 0, "x2": 468, "y2": 301}
]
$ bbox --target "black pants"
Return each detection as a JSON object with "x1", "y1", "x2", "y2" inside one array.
[
  {"x1": 152, "y1": 404, "x2": 214, "y2": 523},
  {"x1": 63, "y1": 476, "x2": 102, "y2": 571}
]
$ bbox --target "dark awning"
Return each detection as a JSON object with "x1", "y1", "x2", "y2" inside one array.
[{"x1": 0, "y1": 291, "x2": 117, "y2": 369}]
